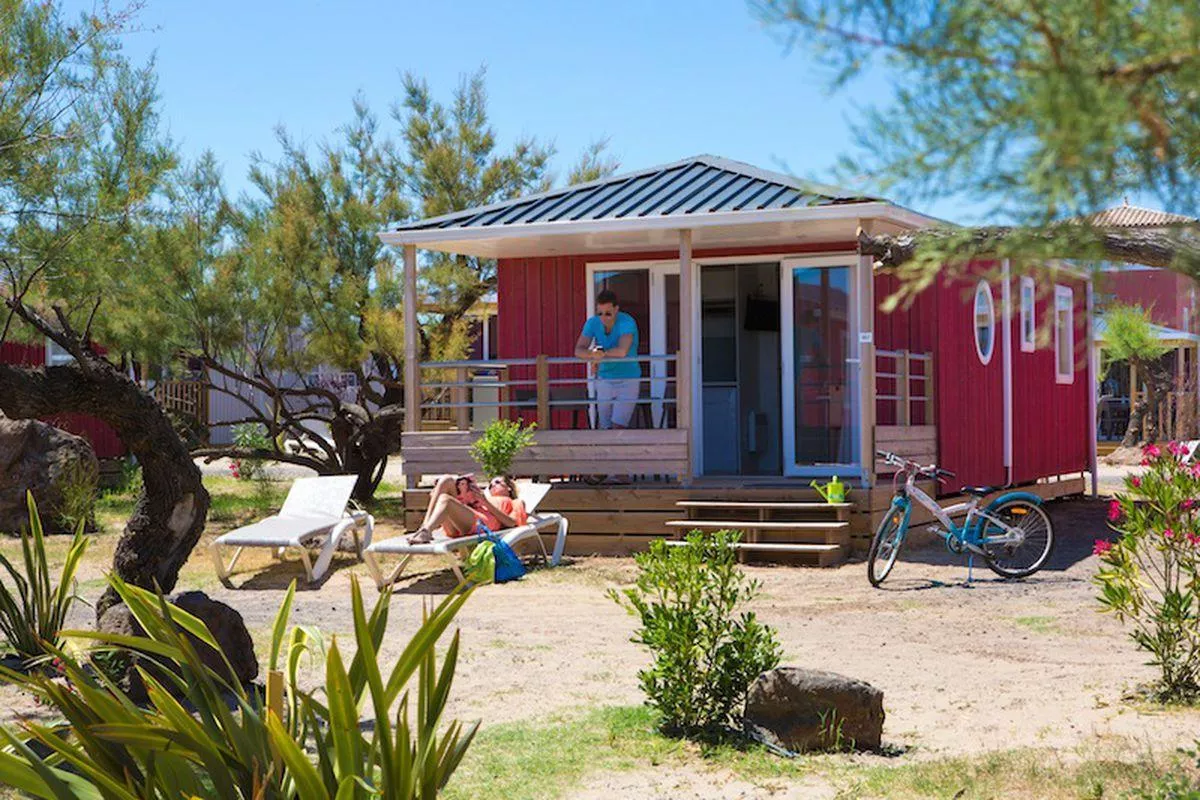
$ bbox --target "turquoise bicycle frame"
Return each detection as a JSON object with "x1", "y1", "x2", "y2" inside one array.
[{"x1": 886, "y1": 487, "x2": 1045, "y2": 555}]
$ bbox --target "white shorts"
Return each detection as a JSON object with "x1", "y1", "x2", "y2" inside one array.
[{"x1": 594, "y1": 378, "x2": 640, "y2": 429}]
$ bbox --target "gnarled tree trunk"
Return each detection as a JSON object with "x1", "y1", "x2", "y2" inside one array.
[{"x1": 0, "y1": 358, "x2": 210, "y2": 620}]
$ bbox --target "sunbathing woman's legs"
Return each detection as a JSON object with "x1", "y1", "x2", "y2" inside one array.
[
  {"x1": 421, "y1": 475, "x2": 457, "y2": 528},
  {"x1": 409, "y1": 492, "x2": 478, "y2": 543}
]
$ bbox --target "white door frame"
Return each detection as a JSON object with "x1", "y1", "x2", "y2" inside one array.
[
  {"x1": 779, "y1": 255, "x2": 862, "y2": 477},
  {"x1": 585, "y1": 260, "x2": 679, "y2": 429}
]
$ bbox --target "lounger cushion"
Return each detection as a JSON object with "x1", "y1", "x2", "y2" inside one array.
[{"x1": 214, "y1": 515, "x2": 342, "y2": 548}]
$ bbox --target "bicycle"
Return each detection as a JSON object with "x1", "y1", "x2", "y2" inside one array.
[{"x1": 868, "y1": 450, "x2": 1056, "y2": 587}]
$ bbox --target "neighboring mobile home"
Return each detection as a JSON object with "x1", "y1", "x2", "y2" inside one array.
[{"x1": 379, "y1": 156, "x2": 1092, "y2": 560}]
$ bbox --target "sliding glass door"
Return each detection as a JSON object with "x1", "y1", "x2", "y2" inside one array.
[{"x1": 780, "y1": 257, "x2": 860, "y2": 476}]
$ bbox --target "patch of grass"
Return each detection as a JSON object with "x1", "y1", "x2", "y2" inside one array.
[
  {"x1": 444, "y1": 705, "x2": 1199, "y2": 800},
  {"x1": 1014, "y1": 615, "x2": 1060, "y2": 635},
  {"x1": 834, "y1": 748, "x2": 1187, "y2": 800}
]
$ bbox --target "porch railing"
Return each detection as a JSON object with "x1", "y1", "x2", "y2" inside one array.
[
  {"x1": 416, "y1": 353, "x2": 678, "y2": 431},
  {"x1": 875, "y1": 349, "x2": 933, "y2": 426}
]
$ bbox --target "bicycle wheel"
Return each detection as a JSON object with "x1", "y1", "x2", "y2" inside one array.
[
  {"x1": 868, "y1": 503, "x2": 907, "y2": 586},
  {"x1": 980, "y1": 500, "x2": 1055, "y2": 579}
]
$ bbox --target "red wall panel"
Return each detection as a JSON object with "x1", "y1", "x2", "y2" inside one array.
[
  {"x1": 932, "y1": 265, "x2": 1006, "y2": 489},
  {"x1": 1010, "y1": 275, "x2": 1090, "y2": 483},
  {"x1": 1100, "y1": 268, "x2": 1197, "y2": 332}
]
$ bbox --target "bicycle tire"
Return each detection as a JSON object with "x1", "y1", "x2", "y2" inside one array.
[
  {"x1": 981, "y1": 500, "x2": 1055, "y2": 579},
  {"x1": 868, "y1": 504, "x2": 906, "y2": 586}
]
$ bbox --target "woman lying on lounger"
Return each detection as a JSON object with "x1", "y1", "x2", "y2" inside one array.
[{"x1": 406, "y1": 474, "x2": 526, "y2": 543}]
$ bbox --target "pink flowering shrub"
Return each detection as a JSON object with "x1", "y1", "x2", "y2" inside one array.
[{"x1": 1095, "y1": 442, "x2": 1200, "y2": 702}]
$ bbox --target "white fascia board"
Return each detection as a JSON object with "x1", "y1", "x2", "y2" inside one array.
[{"x1": 376, "y1": 202, "x2": 940, "y2": 248}]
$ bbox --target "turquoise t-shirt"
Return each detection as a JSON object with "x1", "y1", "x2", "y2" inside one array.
[{"x1": 582, "y1": 311, "x2": 641, "y2": 380}]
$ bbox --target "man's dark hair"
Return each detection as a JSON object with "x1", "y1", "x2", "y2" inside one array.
[{"x1": 596, "y1": 289, "x2": 619, "y2": 306}]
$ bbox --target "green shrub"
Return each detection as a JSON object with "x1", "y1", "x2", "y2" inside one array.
[
  {"x1": 609, "y1": 530, "x2": 781, "y2": 738},
  {"x1": 1095, "y1": 442, "x2": 1200, "y2": 703},
  {"x1": 0, "y1": 494, "x2": 87, "y2": 667},
  {"x1": 0, "y1": 574, "x2": 476, "y2": 798},
  {"x1": 230, "y1": 422, "x2": 271, "y2": 482},
  {"x1": 55, "y1": 456, "x2": 98, "y2": 533},
  {"x1": 469, "y1": 419, "x2": 536, "y2": 477}
]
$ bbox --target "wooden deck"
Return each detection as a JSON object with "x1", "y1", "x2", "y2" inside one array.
[{"x1": 400, "y1": 474, "x2": 1087, "y2": 562}]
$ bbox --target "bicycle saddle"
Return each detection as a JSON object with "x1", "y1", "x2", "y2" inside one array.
[{"x1": 961, "y1": 485, "x2": 1001, "y2": 496}]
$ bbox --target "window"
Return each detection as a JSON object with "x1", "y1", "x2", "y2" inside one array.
[
  {"x1": 973, "y1": 281, "x2": 995, "y2": 365},
  {"x1": 1019, "y1": 276, "x2": 1036, "y2": 352},
  {"x1": 45, "y1": 339, "x2": 74, "y2": 366},
  {"x1": 1054, "y1": 285, "x2": 1074, "y2": 384}
]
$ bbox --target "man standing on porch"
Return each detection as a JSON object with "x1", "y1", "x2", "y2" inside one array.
[{"x1": 575, "y1": 289, "x2": 641, "y2": 429}]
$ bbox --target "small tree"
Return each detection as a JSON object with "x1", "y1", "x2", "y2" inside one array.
[
  {"x1": 469, "y1": 419, "x2": 536, "y2": 477},
  {"x1": 610, "y1": 531, "x2": 782, "y2": 738},
  {"x1": 1095, "y1": 442, "x2": 1200, "y2": 703},
  {"x1": 1102, "y1": 304, "x2": 1172, "y2": 446}
]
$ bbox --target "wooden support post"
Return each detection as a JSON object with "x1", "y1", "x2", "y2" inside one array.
[
  {"x1": 898, "y1": 350, "x2": 911, "y2": 426},
  {"x1": 453, "y1": 367, "x2": 469, "y2": 430},
  {"x1": 677, "y1": 230, "x2": 695, "y2": 480},
  {"x1": 403, "y1": 244, "x2": 420, "y2": 434},
  {"x1": 536, "y1": 354, "x2": 550, "y2": 428}
]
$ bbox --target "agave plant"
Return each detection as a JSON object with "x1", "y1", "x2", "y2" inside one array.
[
  {"x1": 0, "y1": 573, "x2": 476, "y2": 798},
  {"x1": 0, "y1": 492, "x2": 88, "y2": 666}
]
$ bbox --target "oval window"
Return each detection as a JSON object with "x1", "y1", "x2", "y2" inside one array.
[{"x1": 974, "y1": 281, "x2": 995, "y2": 365}]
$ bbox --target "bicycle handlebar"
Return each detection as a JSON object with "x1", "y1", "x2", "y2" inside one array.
[{"x1": 875, "y1": 449, "x2": 955, "y2": 480}]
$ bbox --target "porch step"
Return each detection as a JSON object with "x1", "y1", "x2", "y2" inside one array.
[
  {"x1": 664, "y1": 539, "x2": 845, "y2": 566},
  {"x1": 666, "y1": 520, "x2": 849, "y2": 531},
  {"x1": 675, "y1": 501, "x2": 852, "y2": 509}
]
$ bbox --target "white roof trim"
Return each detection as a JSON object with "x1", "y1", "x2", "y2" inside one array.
[{"x1": 377, "y1": 202, "x2": 940, "y2": 248}]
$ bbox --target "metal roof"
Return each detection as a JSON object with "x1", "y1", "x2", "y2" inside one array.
[
  {"x1": 389, "y1": 155, "x2": 880, "y2": 233},
  {"x1": 1085, "y1": 204, "x2": 1198, "y2": 229}
]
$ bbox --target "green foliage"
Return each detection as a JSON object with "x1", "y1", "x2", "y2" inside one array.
[
  {"x1": 567, "y1": 139, "x2": 621, "y2": 185},
  {"x1": 1102, "y1": 304, "x2": 1172, "y2": 367},
  {"x1": 469, "y1": 419, "x2": 536, "y2": 478},
  {"x1": 55, "y1": 457, "x2": 98, "y2": 533},
  {"x1": 0, "y1": 574, "x2": 477, "y2": 798},
  {"x1": 609, "y1": 530, "x2": 782, "y2": 737},
  {"x1": 1130, "y1": 743, "x2": 1200, "y2": 799},
  {"x1": 229, "y1": 422, "x2": 270, "y2": 482},
  {"x1": 755, "y1": 0, "x2": 1200, "y2": 218},
  {"x1": 0, "y1": 493, "x2": 87, "y2": 666},
  {"x1": 1095, "y1": 443, "x2": 1200, "y2": 703}
]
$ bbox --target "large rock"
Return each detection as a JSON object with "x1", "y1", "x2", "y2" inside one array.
[
  {"x1": 743, "y1": 667, "x2": 885, "y2": 753},
  {"x1": 0, "y1": 418, "x2": 99, "y2": 534},
  {"x1": 97, "y1": 591, "x2": 258, "y2": 702}
]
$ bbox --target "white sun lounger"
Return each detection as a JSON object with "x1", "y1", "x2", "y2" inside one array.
[
  {"x1": 363, "y1": 482, "x2": 568, "y2": 591},
  {"x1": 210, "y1": 475, "x2": 374, "y2": 586}
]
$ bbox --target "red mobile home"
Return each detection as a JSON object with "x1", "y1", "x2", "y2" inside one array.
[{"x1": 381, "y1": 156, "x2": 1092, "y2": 558}]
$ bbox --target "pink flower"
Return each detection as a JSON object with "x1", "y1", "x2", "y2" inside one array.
[
  {"x1": 1187, "y1": 532, "x2": 1200, "y2": 547},
  {"x1": 1169, "y1": 441, "x2": 1187, "y2": 457},
  {"x1": 1093, "y1": 539, "x2": 1114, "y2": 556},
  {"x1": 1184, "y1": 498, "x2": 1196, "y2": 511},
  {"x1": 1144, "y1": 444, "x2": 1162, "y2": 460},
  {"x1": 1164, "y1": 528, "x2": 1175, "y2": 540},
  {"x1": 1107, "y1": 500, "x2": 1122, "y2": 521},
  {"x1": 1191, "y1": 464, "x2": 1200, "y2": 479},
  {"x1": 1131, "y1": 477, "x2": 1142, "y2": 488}
]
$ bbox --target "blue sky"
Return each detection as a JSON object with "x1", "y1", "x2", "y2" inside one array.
[{"x1": 88, "y1": 0, "x2": 982, "y2": 222}]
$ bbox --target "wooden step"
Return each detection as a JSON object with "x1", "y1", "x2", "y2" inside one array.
[
  {"x1": 666, "y1": 520, "x2": 849, "y2": 530},
  {"x1": 675, "y1": 500, "x2": 852, "y2": 510},
  {"x1": 664, "y1": 541, "x2": 840, "y2": 553}
]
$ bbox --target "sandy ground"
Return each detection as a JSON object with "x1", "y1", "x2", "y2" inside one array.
[{"x1": 2, "y1": 495, "x2": 1197, "y2": 796}]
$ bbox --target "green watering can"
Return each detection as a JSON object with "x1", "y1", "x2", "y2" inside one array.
[{"x1": 810, "y1": 476, "x2": 846, "y2": 504}]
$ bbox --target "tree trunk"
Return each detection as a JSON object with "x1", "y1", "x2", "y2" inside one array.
[
  {"x1": 0, "y1": 360, "x2": 210, "y2": 620},
  {"x1": 331, "y1": 406, "x2": 401, "y2": 502},
  {"x1": 857, "y1": 226, "x2": 1200, "y2": 276},
  {"x1": 1121, "y1": 358, "x2": 1173, "y2": 446}
]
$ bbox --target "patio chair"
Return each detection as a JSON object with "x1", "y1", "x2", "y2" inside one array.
[
  {"x1": 210, "y1": 475, "x2": 374, "y2": 586},
  {"x1": 363, "y1": 482, "x2": 568, "y2": 591}
]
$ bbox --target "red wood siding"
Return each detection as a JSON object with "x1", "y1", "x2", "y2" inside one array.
[
  {"x1": 1010, "y1": 275, "x2": 1090, "y2": 483},
  {"x1": 0, "y1": 341, "x2": 127, "y2": 459},
  {"x1": 874, "y1": 272, "x2": 937, "y2": 426},
  {"x1": 1100, "y1": 268, "x2": 1197, "y2": 333},
  {"x1": 932, "y1": 265, "x2": 1006, "y2": 489}
]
